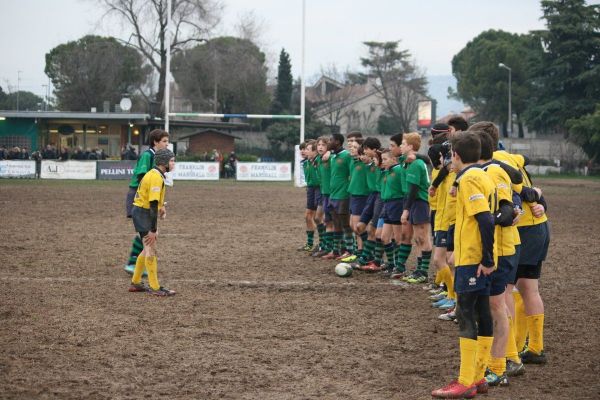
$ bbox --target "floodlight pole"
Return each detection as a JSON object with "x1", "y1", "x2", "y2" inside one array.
[
  {"x1": 300, "y1": 0, "x2": 306, "y2": 143},
  {"x1": 498, "y1": 63, "x2": 512, "y2": 136},
  {"x1": 165, "y1": 0, "x2": 172, "y2": 132}
]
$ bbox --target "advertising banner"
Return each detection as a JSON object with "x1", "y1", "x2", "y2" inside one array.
[
  {"x1": 236, "y1": 162, "x2": 292, "y2": 181},
  {"x1": 41, "y1": 160, "x2": 97, "y2": 180},
  {"x1": 172, "y1": 162, "x2": 220, "y2": 181},
  {"x1": 97, "y1": 161, "x2": 136, "y2": 180},
  {"x1": 417, "y1": 100, "x2": 433, "y2": 128},
  {"x1": 0, "y1": 160, "x2": 36, "y2": 178}
]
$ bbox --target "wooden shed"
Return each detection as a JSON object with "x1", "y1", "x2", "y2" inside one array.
[{"x1": 178, "y1": 129, "x2": 241, "y2": 156}]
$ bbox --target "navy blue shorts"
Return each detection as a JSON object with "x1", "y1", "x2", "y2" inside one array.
[
  {"x1": 126, "y1": 187, "x2": 137, "y2": 218},
  {"x1": 434, "y1": 230, "x2": 448, "y2": 248},
  {"x1": 517, "y1": 222, "x2": 550, "y2": 266},
  {"x1": 381, "y1": 198, "x2": 404, "y2": 225},
  {"x1": 454, "y1": 265, "x2": 491, "y2": 295},
  {"x1": 359, "y1": 193, "x2": 377, "y2": 224},
  {"x1": 430, "y1": 210, "x2": 436, "y2": 237},
  {"x1": 350, "y1": 195, "x2": 368, "y2": 216},
  {"x1": 409, "y1": 199, "x2": 430, "y2": 225},
  {"x1": 507, "y1": 245, "x2": 520, "y2": 284},
  {"x1": 490, "y1": 253, "x2": 519, "y2": 296},
  {"x1": 370, "y1": 194, "x2": 384, "y2": 227},
  {"x1": 328, "y1": 198, "x2": 349, "y2": 215},
  {"x1": 322, "y1": 194, "x2": 332, "y2": 223},
  {"x1": 306, "y1": 186, "x2": 321, "y2": 211},
  {"x1": 447, "y1": 224, "x2": 455, "y2": 252},
  {"x1": 132, "y1": 206, "x2": 152, "y2": 235}
]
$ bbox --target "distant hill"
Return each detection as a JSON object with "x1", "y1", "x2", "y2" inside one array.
[{"x1": 427, "y1": 75, "x2": 467, "y2": 119}]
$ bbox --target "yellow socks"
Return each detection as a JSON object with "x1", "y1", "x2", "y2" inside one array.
[
  {"x1": 435, "y1": 268, "x2": 444, "y2": 286},
  {"x1": 474, "y1": 336, "x2": 494, "y2": 382},
  {"x1": 505, "y1": 316, "x2": 521, "y2": 363},
  {"x1": 145, "y1": 256, "x2": 160, "y2": 291},
  {"x1": 513, "y1": 291, "x2": 528, "y2": 351},
  {"x1": 445, "y1": 266, "x2": 456, "y2": 300},
  {"x1": 489, "y1": 356, "x2": 506, "y2": 376},
  {"x1": 458, "y1": 337, "x2": 477, "y2": 386},
  {"x1": 131, "y1": 255, "x2": 146, "y2": 285},
  {"x1": 526, "y1": 314, "x2": 545, "y2": 354}
]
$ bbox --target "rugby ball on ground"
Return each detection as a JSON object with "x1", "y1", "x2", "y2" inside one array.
[{"x1": 335, "y1": 262, "x2": 352, "y2": 277}]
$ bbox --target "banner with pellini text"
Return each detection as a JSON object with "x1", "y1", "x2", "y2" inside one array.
[
  {"x1": 236, "y1": 162, "x2": 292, "y2": 181},
  {"x1": 41, "y1": 160, "x2": 97, "y2": 180},
  {"x1": 0, "y1": 160, "x2": 36, "y2": 178}
]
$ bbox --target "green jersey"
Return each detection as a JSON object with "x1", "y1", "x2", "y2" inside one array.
[
  {"x1": 380, "y1": 164, "x2": 405, "y2": 201},
  {"x1": 318, "y1": 155, "x2": 331, "y2": 195},
  {"x1": 404, "y1": 158, "x2": 430, "y2": 202},
  {"x1": 348, "y1": 158, "x2": 370, "y2": 196},
  {"x1": 302, "y1": 157, "x2": 320, "y2": 187},
  {"x1": 329, "y1": 149, "x2": 352, "y2": 200},
  {"x1": 128, "y1": 149, "x2": 155, "y2": 188},
  {"x1": 366, "y1": 163, "x2": 381, "y2": 193}
]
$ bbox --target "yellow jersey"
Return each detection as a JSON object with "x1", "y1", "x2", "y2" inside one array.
[
  {"x1": 435, "y1": 170, "x2": 457, "y2": 231},
  {"x1": 482, "y1": 162, "x2": 517, "y2": 257},
  {"x1": 493, "y1": 150, "x2": 547, "y2": 228},
  {"x1": 133, "y1": 168, "x2": 166, "y2": 209},
  {"x1": 429, "y1": 168, "x2": 439, "y2": 211},
  {"x1": 454, "y1": 166, "x2": 498, "y2": 268}
]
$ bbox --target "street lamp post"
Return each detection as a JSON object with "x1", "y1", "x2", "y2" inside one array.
[{"x1": 498, "y1": 63, "x2": 512, "y2": 136}]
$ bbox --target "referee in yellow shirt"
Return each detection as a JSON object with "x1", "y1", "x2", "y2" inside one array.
[{"x1": 129, "y1": 148, "x2": 176, "y2": 297}]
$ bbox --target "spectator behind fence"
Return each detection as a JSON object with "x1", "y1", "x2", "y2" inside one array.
[
  {"x1": 125, "y1": 145, "x2": 138, "y2": 160},
  {"x1": 72, "y1": 146, "x2": 86, "y2": 160},
  {"x1": 59, "y1": 147, "x2": 70, "y2": 161},
  {"x1": 0, "y1": 145, "x2": 6, "y2": 160},
  {"x1": 21, "y1": 147, "x2": 30, "y2": 160},
  {"x1": 7, "y1": 146, "x2": 21, "y2": 160},
  {"x1": 87, "y1": 148, "x2": 98, "y2": 160},
  {"x1": 42, "y1": 144, "x2": 57, "y2": 160}
]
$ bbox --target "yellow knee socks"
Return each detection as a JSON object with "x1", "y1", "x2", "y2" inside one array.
[
  {"x1": 513, "y1": 291, "x2": 528, "y2": 351},
  {"x1": 131, "y1": 255, "x2": 146, "y2": 285},
  {"x1": 473, "y1": 336, "x2": 493, "y2": 382},
  {"x1": 458, "y1": 337, "x2": 477, "y2": 387},
  {"x1": 145, "y1": 256, "x2": 160, "y2": 291},
  {"x1": 526, "y1": 314, "x2": 545, "y2": 354},
  {"x1": 505, "y1": 316, "x2": 521, "y2": 363}
]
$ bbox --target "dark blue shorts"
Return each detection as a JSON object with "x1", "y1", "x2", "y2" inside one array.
[
  {"x1": 350, "y1": 195, "x2": 368, "y2": 216},
  {"x1": 359, "y1": 193, "x2": 378, "y2": 224},
  {"x1": 454, "y1": 265, "x2": 491, "y2": 295},
  {"x1": 409, "y1": 199, "x2": 430, "y2": 225},
  {"x1": 430, "y1": 210, "x2": 436, "y2": 237},
  {"x1": 447, "y1": 224, "x2": 455, "y2": 252},
  {"x1": 434, "y1": 230, "x2": 448, "y2": 248},
  {"x1": 132, "y1": 206, "x2": 152, "y2": 234},
  {"x1": 381, "y1": 198, "x2": 404, "y2": 225},
  {"x1": 306, "y1": 186, "x2": 321, "y2": 211},
  {"x1": 490, "y1": 252, "x2": 519, "y2": 296},
  {"x1": 322, "y1": 194, "x2": 332, "y2": 223},
  {"x1": 517, "y1": 222, "x2": 550, "y2": 266},
  {"x1": 126, "y1": 187, "x2": 137, "y2": 218},
  {"x1": 328, "y1": 198, "x2": 349, "y2": 215},
  {"x1": 370, "y1": 194, "x2": 384, "y2": 227}
]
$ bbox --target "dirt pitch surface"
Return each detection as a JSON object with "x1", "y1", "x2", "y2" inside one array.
[{"x1": 1, "y1": 178, "x2": 599, "y2": 400}]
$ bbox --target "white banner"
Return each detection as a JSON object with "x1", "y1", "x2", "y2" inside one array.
[
  {"x1": 236, "y1": 162, "x2": 292, "y2": 181},
  {"x1": 171, "y1": 162, "x2": 220, "y2": 181},
  {"x1": 41, "y1": 160, "x2": 97, "y2": 180},
  {"x1": 0, "y1": 160, "x2": 36, "y2": 178}
]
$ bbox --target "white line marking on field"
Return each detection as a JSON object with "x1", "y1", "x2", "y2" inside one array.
[{"x1": 0, "y1": 276, "x2": 403, "y2": 289}]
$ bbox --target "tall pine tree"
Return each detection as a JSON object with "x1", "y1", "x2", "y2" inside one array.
[
  {"x1": 524, "y1": 0, "x2": 600, "y2": 133},
  {"x1": 271, "y1": 49, "x2": 293, "y2": 114}
]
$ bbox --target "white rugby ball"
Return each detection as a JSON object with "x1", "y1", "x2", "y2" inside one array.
[{"x1": 335, "y1": 262, "x2": 353, "y2": 277}]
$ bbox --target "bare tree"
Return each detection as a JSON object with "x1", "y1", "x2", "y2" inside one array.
[
  {"x1": 361, "y1": 41, "x2": 428, "y2": 132},
  {"x1": 311, "y1": 65, "x2": 360, "y2": 130},
  {"x1": 100, "y1": 0, "x2": 223, "y2": 110}
]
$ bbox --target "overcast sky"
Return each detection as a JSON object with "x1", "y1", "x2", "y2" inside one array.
[{"x1": 0, "y1": 0, "x2": 580, "y2": 100}]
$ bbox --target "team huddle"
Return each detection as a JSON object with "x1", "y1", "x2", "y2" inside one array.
[{"x1": 299, "y1": 117, "x2": 550, "y2": 399}]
